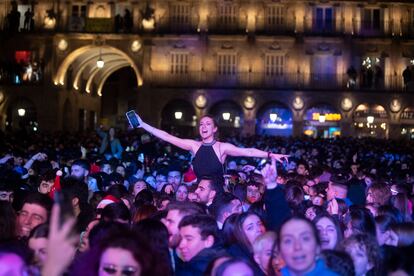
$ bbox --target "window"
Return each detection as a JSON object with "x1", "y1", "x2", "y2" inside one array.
[
  {"x1": 171, "y1": 3, "x2": 191, "y2": 27},
  {"x1": 265, "y1": 54, "x2": 284, "y2": 76},
  {"x1": 217, "y1": 53, "x2": 237, "y2": 75},
  {"x1": 72, "y1": 4, "x2": 87, "y2": 17},
  {"x1": 170, "y1": 52, "x2": 189, "y2": 74},
  {"x1": 315, "y1": 7, "x2": 333, "y2": 31},
  {"x1": 218, "y1": 4, "x2": 237, "y2": 26},
  {"x1": 363, "y1": 8, "x2": 381, "y2": 31},
  {"x1": 266, "y1": 5, "x2": 284, "y2": 27}
]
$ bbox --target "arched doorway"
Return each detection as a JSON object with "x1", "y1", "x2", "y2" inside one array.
[
  {"x1": 400, "y1": 107, "x2": 414, "y2": 140},
  {"x1": 54, "y1": 45, "x2": 142, "y2": 94},
  {"x1": 161, "y1": 99, "x2": 196, "y2": 138},
  {"x1": 6, "y1": 97, "x2": 37, "y2": 132},
  {"x1": 303, "y1": 104, "x2": 341, "y2": 138},
  {"x1": 100, "y1": 67, "x2": 138, "y2": 128},
  {"x1": 209, "y1": 101, "x2": 243, "y2": 137},
  {"x1": 256, "y1": 102, "x2": 293, "y2": 136},
  {"x1": 353, "y1": 104, "x2": 389, "y2": 138}
]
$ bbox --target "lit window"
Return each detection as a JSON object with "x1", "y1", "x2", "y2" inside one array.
[
  {"x1": 363, "y1": 8, "x2": 381, "y2": 31},
  {"x1": 170, "y1": 3, "x2": 191, "y2": 30},
  {"x1": 266, "y1": 5, "x2": 284, "y2": 27},
  {"x1": 170, "y1": 52, "x2": 189, "y2": 74},
  {"x1": 315, "y1": 7, "x2": 333, "y2": 31},
  {"x1": 217, "y1": 53, "x2": 237, "y2": 75},
  {"x1": 218, "y1": 4, "x2": 237, "y2": 26},
  {"x1": 265, "y1": 54, "x2": 284, "y2": 76}
]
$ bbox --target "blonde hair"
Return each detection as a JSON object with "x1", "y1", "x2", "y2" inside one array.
[{"x1": 253, "y1": 231, "x2": 277, "y2": 255}]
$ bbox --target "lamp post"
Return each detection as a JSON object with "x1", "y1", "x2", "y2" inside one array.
[{"x1": 174, "y1": 111, "x2": 183, "y2": 120}]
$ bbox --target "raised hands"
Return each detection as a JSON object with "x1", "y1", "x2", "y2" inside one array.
[
  {"x1": 270, "y1": 153, "x2": 289, "y2": 163},
  {"x1": 260, "y1": 158, "x2": 278, "y2": 189},
  {"x1": 42, "y1": 204, "x2": 78, "y2": 276}
]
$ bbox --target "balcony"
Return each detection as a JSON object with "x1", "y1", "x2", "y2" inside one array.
[
  {"x1": 255, "y1": 15, "x2": 295, "y2": 35},
  {"x1": 352, "y1": 19, "x2": 391, "y2": 37},
  {"x1": 145, "y1": 71, "x2": 406, "y2": 92},
  {"x1": 303, "y1": 18, "x2": 345, "y2": 36},
  {"x1": 207, "y1": 16, "x2": 246, "y2": 34},
  {"x1": 154, "y1": 15, "x2": 199, "y2": 34}
]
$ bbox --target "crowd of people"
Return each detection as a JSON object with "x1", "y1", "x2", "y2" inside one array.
[{"x1": 0, "y1": 116, "x2": 414, "y2": 276}]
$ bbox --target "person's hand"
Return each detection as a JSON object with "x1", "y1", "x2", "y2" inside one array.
[
  {"x1": 384, "y1": 230, "x2": 399, "y2": 247},
  {"x1": 42, "y1": 204, "x2": 77, "y2": 276},
  {"x1": 260, "y1": 158, "x2": 277, "y2": 189},
  {"x1": 164, "y1": 184, "x2": 175, "y2": 195},
  {"x1": 327, "y1": 198, "x2": 339, "y2": 215},
  {"x1": 270, "y1": 153, "x2": 289, "y2": 163},
  {"x1": 135, "y1": 113, "x2": 143, "y2": 127},
  {"x1": 31, "y1": 152, "x2": 47, "y2": 161},
  {"x1": 50, "y1": 160, "x2": 60, "y2": 170}
]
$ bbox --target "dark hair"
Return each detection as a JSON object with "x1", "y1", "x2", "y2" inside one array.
[
  {"x1": 134, "y1": 189, "x2": 154, "y2": 209},
  {"x1": 199, "y1": 176, "x2": 224, "y2": 195},
  {"x1": 375, "y1": 214, "x2": 397, "y2": 234},
  {"x1": 21, "y1": 192, "x2": 53, "y2": 219},
  {"x1": 37, "y1": 170, "x2": 55, "y2": 184},
  {"x1": 132, "y1": 219, "x2": 172, "y2": 275},
  {"x1": 321, "y1": 249, "x2": 355, "y2": 276},
  {"x1": 73, "y1": 229, "x2": 157, "y2": 275},
  {"x1": 233, "y1": 212, "x2": 265, "y2": 253},
  {"x1": 179, "y1": 214, "x2": 219, "y2": 242},
  {"x1": 28, "y1": 223, "x2": 49, "y2": 240},
  {"x1": 88, "y1": 221, "x2": 129, "y2": 249},
  {"x1": 132, "y1": 204, "x2": 157, "y2": 223},
  {"x1": 166, "y1": 201, "x2": 206, "y2": 217},
  {"x1": 101, "y1": 202, "x2": 131, "y2": 223},
  {"x1": 107, "y1": 184, "x2": 128, "y2": 199},
  {"x1": 389, "y1": 222, "x2": 414, "y2": 247},
  {"x1": 222, "y1": 213, "x2": 239, "y2": 247},
  {"x1": 0, "y1": 201, "x2": 16, "y2": 242},
  {"x1": 346, "y1": 206, "x2": 376, "y2": 237},
  {"x1": 377, "y1": 205, "x2": 404, "y2": 223},
  {"x1": 71, "y1": 159, "x2": 91, "y2": 172},
  {"x1": 314, "y1": 214, "x2": 344, "y2": 249},
  {"x1": 209, "y1": 192, "x2": 238, "y2": 222},
  {"x1": 61, "y1": 177, "x2": 89, "y2": 205}
]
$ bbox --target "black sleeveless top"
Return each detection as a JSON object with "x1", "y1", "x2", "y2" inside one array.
[{"x1": 192, "y1": 142, "x2": 224, "y2": 181}]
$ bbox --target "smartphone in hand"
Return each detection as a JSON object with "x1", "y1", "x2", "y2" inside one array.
[{"x1": 126, "y1": 110, "x2": 140, "y2": 128}]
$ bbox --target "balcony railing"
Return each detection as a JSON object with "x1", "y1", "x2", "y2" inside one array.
[
  {"x1": 207, "y1": 15, "x2": 247, "y2": 34},
  {"x1": 146, "y1": 71, "x2": 406, "y2": 91},
  {"x1": 255, "y1": 15, "x2": 295, "y2": 35},
  {"x1": 352, "y1": 19, "x2": 391, "y2": 36},
  {"x1": 154, "y1": 15, "x2": 199, "y2": 34},
  {"x1": 303, "y1": 18, "x2": 345, "y2": 35}
]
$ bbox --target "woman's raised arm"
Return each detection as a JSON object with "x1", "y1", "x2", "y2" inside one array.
[
  {"x1": 221, "y1": 142, "x2": 289, "y2": 162},
  {"x1": 137, "y1": 114, "x2": 198, "y2": 152}
]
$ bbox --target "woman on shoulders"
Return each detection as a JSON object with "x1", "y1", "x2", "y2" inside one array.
[{"x1": 135, "y1": 114, "x2": 288, "y2": 179}]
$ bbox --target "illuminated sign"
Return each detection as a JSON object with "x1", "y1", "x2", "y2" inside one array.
[{"x1": 312, "y1": 113, "x2": 341, "y2": 121}]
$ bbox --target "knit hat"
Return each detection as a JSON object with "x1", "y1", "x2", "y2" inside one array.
[{"x1": 97, "y1": 195, "x2": 121, "y2": 209}]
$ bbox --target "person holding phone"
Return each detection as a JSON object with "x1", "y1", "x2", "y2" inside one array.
[
  {"x1": 130, "y1": 113, "x2": 288, "y2": 182},
  {"x1": 96, "y1": 126, "x2": 123, "y2": 160}
]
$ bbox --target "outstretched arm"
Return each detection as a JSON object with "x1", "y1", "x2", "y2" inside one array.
[
  {"x1": 221, "y1": 142, "x2": 289, "y2": 162},
  {"x1": 137, "y1": 114, "x2": 197, "y2": 152}
]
